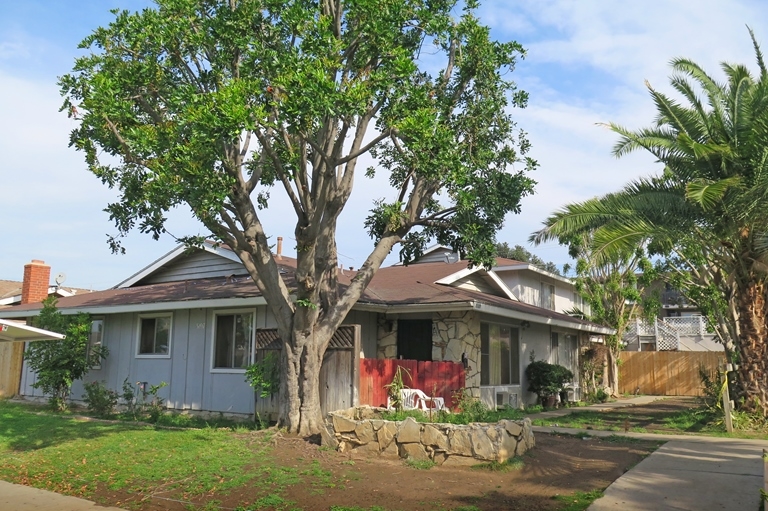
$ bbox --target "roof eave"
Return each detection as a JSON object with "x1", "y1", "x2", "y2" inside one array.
[{"x1": 473, "y1": 302, "x2": 615, "y2": 334}]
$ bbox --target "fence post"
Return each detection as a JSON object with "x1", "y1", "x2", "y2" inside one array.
[
  {"x1": 722, "y1": 363, "x2": 733, "y2": 433},
  {"x1": 763, "y1": 449, "x2": 768, "y2": 504}
]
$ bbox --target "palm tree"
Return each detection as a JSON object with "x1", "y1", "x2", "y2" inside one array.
[{"x1": 533, "y1": 30, "x2": 768, "y2": 414}]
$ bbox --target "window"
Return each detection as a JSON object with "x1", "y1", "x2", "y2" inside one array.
[
  {"x1": 540, "y1": 283, "x2": 555, "y2": 310},
  {"x1": 88, "y1": 318, "x2": 104, "y2": 369},
  {"x1": 552, "y1": 332, "x2": 578, "y2": 375},
  {"x1": 214, "y1": 312, "x2": 254, "y2": 369},
  {"x1": 137, "y1": 315, "x2": 171, "y2": 356},
  {"x1": 480, "y1": 323, "x2": 520, "y2": 386}
]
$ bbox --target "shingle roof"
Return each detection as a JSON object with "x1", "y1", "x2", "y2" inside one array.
[{"x1": 0, "y1": 250, "x2": 605, "y2": 331}]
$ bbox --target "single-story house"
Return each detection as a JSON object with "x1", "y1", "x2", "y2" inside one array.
[{"x1": 0, "y1": 241, "x2": 613, "y2": 414}]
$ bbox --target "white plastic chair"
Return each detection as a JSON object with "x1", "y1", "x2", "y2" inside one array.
[
  {"x1": 409, "y1": 389, "x2": 446, "y2": 411},
  {"x1": 387, "y1": 388, "x2": 446, "y2": 411}
]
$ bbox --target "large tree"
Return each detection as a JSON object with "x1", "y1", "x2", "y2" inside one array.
[
  {"x1": 531, "y1": 31, "x2": 768, "y2": 413},
  {"x1": 60, "y1": 0, "x2": 536, "y2": 434}
]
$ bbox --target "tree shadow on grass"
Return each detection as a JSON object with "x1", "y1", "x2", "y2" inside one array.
[{"x1": 0, "y1": 402, "x2": 147, "y2": 451}]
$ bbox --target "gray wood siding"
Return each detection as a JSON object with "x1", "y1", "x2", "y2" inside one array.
[
  {"x1": 343, "y1": 310, "x2": 377, "y2": 359},
  {"x1": 18, "y1": 303, "x2": 369, "y2": 416},
  {"x1": 141, "y1": 251, "x2": 246, "y2": 284}
]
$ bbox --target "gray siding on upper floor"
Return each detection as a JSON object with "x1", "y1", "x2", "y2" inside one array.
[{"x1": 141, "y1": 251, "x2": 247, "y2": 285}]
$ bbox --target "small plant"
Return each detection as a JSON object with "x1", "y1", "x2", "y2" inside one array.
[
  {"x1": 245, "y1": 351, "x2": 281, "y2": 398},
  {"x1": 120, "y1": 378, "x2": 167, "y2": 422},
  {"x1": 383, "y1": 365, "x2": 411, "y2": 411},
  {"x1": 699, "y1": 364, "x2": 725, "y2": 410},
  {"x1": 82, "y1": 381, "x2": 119, "y2": 417}
]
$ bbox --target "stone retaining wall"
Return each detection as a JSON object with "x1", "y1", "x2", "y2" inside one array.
[{"x1": 320, "y1": 406, "x2": 535, "y2": 466}]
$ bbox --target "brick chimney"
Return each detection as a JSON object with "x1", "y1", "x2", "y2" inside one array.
[
  {"x1": 21, "y1": 260, "x2": 51, "y2": 304},
  {"x1": 276, "y1": 237, "x2": 283, "y2": 260}
]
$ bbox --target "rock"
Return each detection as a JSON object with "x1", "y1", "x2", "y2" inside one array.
[
  {"x1": 399, "y1": 442, "x2": 429, "y2": 461},
  {"x1": 355, "y1": 421, "x2": 375, "y2": 444},
  {"x1": 498, "y1": 432, "x2": 517, "y2": 463},
  {"x1": 371, "y1": 420, "x2": 385, "y2": 431},
  {"x1": 352, "y1": 440, "x2": 381, "y2": 455},
  {"x1": 397, "y1": 417, "x2": 422, "y2": 444},
  {"x1": 378, "y1": 421, "x2": 397, "y2": 451},
  {"x1": 471, "y1": 428, "x2": 496, "y2": 461},
  {"x1": 515, "y1": 438, "x2": 528, "y2": 456},
  {"x1": 332, "y1": 414, "x2": 357, "y2": 433},
  {"x1": 448, "y1": 428, "x2": 472, "y2": 456},
  {"x1": 421, "y1": 424, "x2": 449, "y2": 450},
  {"x1": 381, "y1": 439, "x2": 400, "y2": 458},
  {"x1": 442, "y1": 455, "x2": 480, "y2": 467},
  {"x1": 504, "y1": 420, "x2": 523, "y2": 437},
  {"x1": 432, "y1": 451, "x2": 449, "y2": 465},
  {"x1": 320, "y1": 425, "x2": 339, "y2": 449}
]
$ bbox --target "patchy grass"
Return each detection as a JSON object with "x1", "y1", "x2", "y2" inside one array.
[
  {"x1": 471, "y1": 455, "x2": 525, "y2": 472},
  {"x1": 404, "y1": 458, "x2": 437, "y2": 470},
  {"x1": 533, "y1": 406, "x2": 723, "y2": 436},
  {"x1": 552, "y1": 489, "x2": 604, "y2": 511}
]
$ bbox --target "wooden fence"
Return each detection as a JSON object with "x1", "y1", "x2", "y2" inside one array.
[
  {"x1": 619, "y1": 351, "x2": 726, "y2": 396},
  {"x1": 359, "y1": 359, "x2": 466, "y2": 409},
  {"x1": 0, "y1": 342, "x2": 24, "y2": 398}
]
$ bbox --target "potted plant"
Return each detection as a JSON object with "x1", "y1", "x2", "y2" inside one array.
[{"x1": 525, "y1": 360, "x2": 574, "y2": 407}]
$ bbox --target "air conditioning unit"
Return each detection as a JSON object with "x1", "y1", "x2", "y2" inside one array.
[{"x1": 496, "y1": 389, "x2": 519, "y2": 409}]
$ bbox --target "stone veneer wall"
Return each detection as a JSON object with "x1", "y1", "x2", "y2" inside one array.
[
  {"x1": 321, "y1": 406, "x2": 535, "y2": 466},
  {"x1": 376, "y1": 315, "x2": 398, "y2": 359},
  {"x1": 431, "y1": 310, "x2": 480, "y2": 396}
]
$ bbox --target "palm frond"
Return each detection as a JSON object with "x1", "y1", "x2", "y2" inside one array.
[{"x1": 685, "y1": 176, "x2": 743, "y2": 210}]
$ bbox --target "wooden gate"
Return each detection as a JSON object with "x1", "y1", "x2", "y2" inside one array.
[
  {"x1": 253, "y1": 325, "x2": 360, "y2": 419},
  {"x1": 619, "y1": 351, "x2": 726, "y2": 396}
]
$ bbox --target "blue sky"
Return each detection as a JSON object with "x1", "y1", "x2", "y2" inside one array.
[{"x1": 1, "y1": 0, "x2": 767, "y2": 289}]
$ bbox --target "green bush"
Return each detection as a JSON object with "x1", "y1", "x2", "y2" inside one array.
[
  {"x1": 525, "y1": 361, "x2": 573, "y2": 404},
  {"x1": 82, "y1": 381, "x2": 119, "y2": 417}
]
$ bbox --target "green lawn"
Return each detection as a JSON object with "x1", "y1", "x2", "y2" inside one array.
[
  {"x1": 531, "y1": 405, "x2": 768, "y2": 439},
  {"x1": 0, "y1": 401, "x2": 295, "y2": 506}
]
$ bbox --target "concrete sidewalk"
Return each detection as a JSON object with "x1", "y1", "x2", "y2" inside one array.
[
  {"x1": 530, "y1": 396, "x2": 766, "y2": 510},
  {"x1": 0, "y1": 480, "x2": 125, "y2": 511},
  {"x1": 532, "y1": 425, "x2": 768, "y2": 511}
]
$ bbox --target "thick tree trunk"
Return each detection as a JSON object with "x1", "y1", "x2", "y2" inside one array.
[
  {"x1": 279, "y1": 330, "x2": 328, "y2": 436},
  {"x1": 733, "y1": 278, "x2": 768, "y2": 415}
]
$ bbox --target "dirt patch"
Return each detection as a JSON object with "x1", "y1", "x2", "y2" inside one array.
[{"x1": 89, "y1": 432, "x2": 659, "y2": 511}]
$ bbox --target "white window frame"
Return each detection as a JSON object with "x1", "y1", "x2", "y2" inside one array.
[
  {"x1": 210, "y1": 309, "x2": 256, "y2": 373},
  {"x1": 136, "y1": 313, "x2": 173, "y2": 358},
  {"x1": 88, "y1": 317, "x2": 104, "y2": 369},
  {"x1": 480, "y1": 322, "x2": 521, "y2": 387}
]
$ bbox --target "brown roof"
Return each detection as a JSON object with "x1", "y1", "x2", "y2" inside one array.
[
  {"x1": 0, "y1": 279, "x2": 94, "y2": 303},
  {"x1": 1, "y1": 252, "x2": 599, "y2": 330}
]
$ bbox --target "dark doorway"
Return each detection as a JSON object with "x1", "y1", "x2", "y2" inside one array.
[{"x1": 397, "y1": 319, "x2": 433, "y2": 361}]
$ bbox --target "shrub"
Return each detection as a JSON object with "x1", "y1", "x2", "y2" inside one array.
[
  {"x1": 82, "y1": 381, "x2": 119, "y2": 417},
  {"x1": 525, "y1": 361, "x2": 573, "y2": 404},
  {"x1": 24, "y1": 297, "x2": 108, "y2": 411}
]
